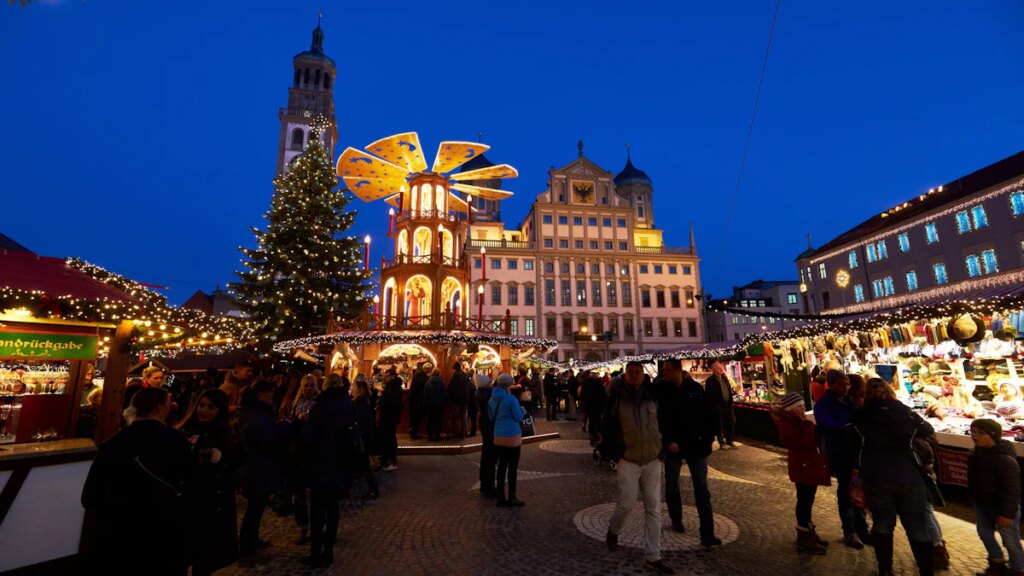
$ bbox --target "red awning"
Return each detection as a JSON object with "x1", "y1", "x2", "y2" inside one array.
[{"x1": 0, "y1": 252, "x2": 134, "y2": 302}]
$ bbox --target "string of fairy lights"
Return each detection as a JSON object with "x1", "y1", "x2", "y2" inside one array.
[{"x1": 272, "y1": 330, "x2": 558, "y2": 355}]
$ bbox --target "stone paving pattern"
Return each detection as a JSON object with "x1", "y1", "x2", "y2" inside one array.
[{"x1": 216, "y1": 424, "x2": 995, "y2": 576}]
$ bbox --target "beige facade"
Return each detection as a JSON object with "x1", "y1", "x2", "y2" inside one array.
[
  {"x1": 465, "y1": 148, "x2": 702, "y2": 362},
  {"x1": 796, "y1": 151, "x2": 1024, "y2": 314}
]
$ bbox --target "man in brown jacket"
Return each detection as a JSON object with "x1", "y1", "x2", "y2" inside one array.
[{"x1": 600, "y1": 361, "x2": 674, "y2": 575}]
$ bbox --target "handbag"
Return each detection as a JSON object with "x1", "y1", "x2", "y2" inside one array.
[
  {"x1": 520, "y1": 412, "x2": 536, "y2": 437},
  {"x1": 520, "y1": 389, "x2": 533, "y2": 402},
  {"x1": 348, "y1": 425, "x2": 366, "y2": 456},
  {"x1": 849, "y1": 469, "x2": 868, "y2": 509}
]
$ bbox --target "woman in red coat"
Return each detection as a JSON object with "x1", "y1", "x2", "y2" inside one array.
[{"x1": 772, "y1": 392, "x2": 831, "y2": 555}]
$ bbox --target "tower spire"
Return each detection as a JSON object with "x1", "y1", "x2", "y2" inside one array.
[
  {"x1": 626, "y1": 142, "x2": 631, "y2": 161},
  {"x1": 689, "y1": 222, "x2": 697, "y2": 252},
  {"x1": 311, "y1": 12, "x2": 325, "y2": 53}
]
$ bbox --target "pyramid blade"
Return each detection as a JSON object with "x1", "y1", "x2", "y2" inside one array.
[
  {"x1": 383, "y1": 194, "x2": 401, "y2": 209},
  {"x1": 449, "y1": 163, "x2": 518, "y2": 181},
  {"x1": 365, "y1": 132, "x2": 428, "y2": 173},
  {"x1": 448, "y1": 192, "x2": 469, "y2": 213},
  {"x1": 431, "y1": 141, "x2": 491, "y2": 173},
  {"x1": 342, "y1": 177, "x2": 406, "y2": 202},
  {"x1": 336, "y1": 147, "x2": 409, "y2": 180},
  {"x1": 450, "y1": 183, "x2": 514, "y2": 201}
]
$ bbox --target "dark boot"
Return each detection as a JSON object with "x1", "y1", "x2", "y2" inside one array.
[
  {"x1": 809, "y1": 523, "x2": 829, "y2": 547},
  {"x1": 933, "y1": 541, "x2": 950, "y2": 571},
  {"x1": 796, "y1": 527, "x2": 827, "y2": 555},
  {"x1": 909, "y1": 539, "x2": 935, "y2": 576},
  {"x1": 976, "y1": 559, "x2": 1008, "y2": 576},
  {"x1": 873, "y1": 532, "x2": 894, "y2": 576}
]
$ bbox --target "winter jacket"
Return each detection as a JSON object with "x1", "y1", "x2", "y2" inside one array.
[
  {"x1": 180, "y1": 419, "x2": 238, "y2": 572},
  {"x1": 447, "y1": 370, "x2": 472, "y2": 405},
  {"x1": 302, "y1": 386, "x2": 354, "y2": 490},
  {"x1": 238, "y1": 397, "x2": 287, "y2": 497},
  {"x1": 813, "y1": 390, "x2": 856, "y2": 469},
  {"x1": 353, "y1": 395, "x2": 375, "y2": 447},
  {"x1": 704, "y1": 373, "x2": 734, "y2": 407},
  {"x1": 488, "y1": 386, "x2": 525, "y2": 438},
  {"x1": 600, "y1": 379, "x2": 662, "y2": 465},
  {"x1": 776, "y1": 417, "x2": 830, "y2": 486},
  {"x1": 425, "y1": 375, "x2": 447, "y2": 408},
  {"x1": 81, "y1": 419, "x2": 193, "y2": 574},
  {"x1": 378, "y1": 377, "x2": 404, "y2": 424},
  {"x1": 477, "y1": 386, "x2": 495, "y2": 438},
  {"x1": 543, "y1": 373, "x2": 559, "y2": 400},
  {"x1": 656, "y1": 377, "x2": 719, "y2": 461},
  {"x1": 848, "y1": 398, "x2": 934, "y2": 485},
  {"x1": 968, "y1": 441, "x2": 1021, "y2": 518},
  {"x1": 580, "y1": 375, "x2": 607, "y2": 415},
  {"x1": 409, "y1": 370, "x2": 429, "y2": 404}
]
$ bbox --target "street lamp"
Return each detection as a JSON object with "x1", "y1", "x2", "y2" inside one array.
[{"x1": 363, "y1": 235, "x2": 371, "y2": 270}]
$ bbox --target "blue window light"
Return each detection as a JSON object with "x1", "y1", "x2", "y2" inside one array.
[
  {"x1": 956, "y1": 211, "x2": 972, "y2": 233},
  {"x1": 925, "y1": 222, "x2": 939, "y2": 244},
  {"x1": 849, "y1": 251, "x2": 858, "y2": 269},
  {"x1": 933, "y1": 263, "x2": 948, "y2": 285},
  {"x1": 972, "y1": 205, "x2": 988, "y2": 229},
  {"x1": 898, "y1": 233, "x2": 910, "y2": 253},
  {"x1": 966, "y1": 254, "x2": 982, "y2": 278},
  {"x1": 982, "y1": 249, "x2": 999, "y2": 274},
  {"x1": 906, "y1": 271, "x2": 918, "y2": 291},
  {"x1": 854, "y1": 285, "x2": 865, "y2": 303}
]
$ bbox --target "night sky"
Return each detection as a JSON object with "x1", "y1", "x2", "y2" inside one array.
[{"x1": 2, "y1": 1, "x2": 1021, "y2": 305}]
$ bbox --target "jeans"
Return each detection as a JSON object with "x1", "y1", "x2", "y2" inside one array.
[
  {"x1": 239, "y1": 493, "x2": 269, "y2": 556},
  {"x1": 925, "y1": 502, "x2": 943, "y2": 543},
  {"x1": 610, "y1": 459, "x2": 663, "y2": 562},
  {"x1": 975, "y1": 504, "x2": 1024, "y2": 570},
  {"x1": 834, "y1": 466, "x2": 869, "y2": 536},
  {"x1": 795, "y1": 483, "x2": 817, "y2": 528},
  {"x1": 309, "y1": 486, "x2": 340, "y2": 555},
  {"x1": 717, "y1": 405, "x2": 735, "y2": 445},
  {"x1": 495, "y1": 445, "x2": 521, "y2": 500},
  {"x1": 480, "y1": 430, "x2": 497, "y2": 491},
  {"x1": 664, "y1": 455, "x2": 715, "y2": 539},
  {"x1": 865, "y1": 481, "x2": 932, "y2": 542}
]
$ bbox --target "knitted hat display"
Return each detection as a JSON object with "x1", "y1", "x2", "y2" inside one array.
[
  {"x1": 948, "y1": 314, "x2": 985, "y2": 346},
  {"x1": 971, "y1": 418, "x2": 1004, "y2": 442},
  {"x1": 779, "y1": 392, "x2": 805, "y2": 412}
]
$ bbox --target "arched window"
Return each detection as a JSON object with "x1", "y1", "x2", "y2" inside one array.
[
  {"x1": 421, "y1": 184, "x2": 433, "y2": 215},
  {"x1": 291, "y1": 128, "x2": 304, "y2": 151},
  {"x1": 293, "y1": 69, "x2": 300, "y2": 86},
  {"x1": 314, "y1": 69, "x2": 321, "y2": 87},
  {"x1": 303, "y1": 68, "x2": 310, "y2": 85},
  {"x1": 435, "y1": 184, "x2": 445, "y2": 213},
  {"x1": 323, "y1": 74, "x2": 332, "y2": 90}
]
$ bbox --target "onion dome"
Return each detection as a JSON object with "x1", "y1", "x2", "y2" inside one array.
[
  {"x1": 614, "y1": 152, "x2": 652, "y2": 188},
  {"x1": 294, "y1": 22, "x2": 335, "y2": 65}
]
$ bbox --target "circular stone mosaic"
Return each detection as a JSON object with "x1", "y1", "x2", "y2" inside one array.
[
  {"x1": 538, "y1": 439, "x2": 595, "y2": 454},
  {"x1": 573, "y1": 502, "x2": 740, "y2": 551}
]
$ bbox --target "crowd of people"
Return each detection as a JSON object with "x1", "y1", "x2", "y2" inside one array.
[{"x1": 77, "y1": 356, "x2": 1024, "y2": 576}]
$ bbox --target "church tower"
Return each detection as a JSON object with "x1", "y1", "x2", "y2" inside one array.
[{"x1": 276, "y1": 17, "x2": 339, "y2": 175}]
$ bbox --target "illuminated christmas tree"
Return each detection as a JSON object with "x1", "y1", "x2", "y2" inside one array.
[{"x1": 232, "y1": 118, "x2": 372, "y2": 343}]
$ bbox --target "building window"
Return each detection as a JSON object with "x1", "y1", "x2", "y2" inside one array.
[
  {"x1": 688, "y1": 320, "x2": 697, "y2": 337},
  {"x1": 561, "y1": 280, "x2": 572, "y2": 306},
  {"x1": 898, "y1": 232, "x2": 910, "y2": 253},
  {"x1": 668, "y1": 265, "x2": 677, "y2": 274},
  {"x1": 683, "y1": 266, "x2": 691, "y2": 275},
  {"x1": 491, "y1": 285, "x2": 501, "y2": 305},
  {"x1": 966, "y1": 254, "x2": 982, "y2": 278},
  {"x1": 624, "y1": 318, "x2": 635, "y2": 337},
  {"x1": 925, "y1": 222, "x2": 939, "y2": 244},
  {"x1": 818, "y1": 263, "x2": 827, "y2": 279},
  {"x1": 607, "y1": 282, "x2": 618, "y2": 306},
  {"x1": 654, "y1": 265, "x2": 664, "y2": 274},
  {"x1": 686, "y1": 290, "x2": 695, "y2": 308},
  {"x1": 559, "y1": 239, "x2": 568, "y2": 249},
  {"x1": 569, "y1": 216, "x2": 580, "y2": 225},
  {"x1": 591, "y1": 280, "x2": 602, "y2": 306},
  {"x1": 622, "y1": 283, "x2": 632, "y2": 306},
  {"x1": 589, "y1": 263, "x2": 599, "y2": 275},
  {"x1": 525, "y1": 319, "x2": 534, "y2": 336},
  {"x1": 546, "y1": 317, "x2": 556, "y2": 337},
  {"x1": 656, "y1": 290, "x2": 666, "y2": 308},
  {"x1": 956, "y1": 211, "x2": 972, "y2": 233},
  {"x1": 621, "y1": 266, "x2": 630, "y2": 276},
  {"x1": 588, "y1": 240, "x2": 598, "y2": 250},
  {"x1": 544, "y1": 238, "x2": 553, "y2": 248},
  {"x1": 866, "y1": 244, "x2": 877, "y2": 263},
  {"x1": 982, "y1": 249, "x2": 999, "y2": 274},
  {"x1": 603, "y1": 218, "x2": 612, "y2": 226},
  {"x1": 507, "y1": 260, "x2": 518, "y2": 270},
  {"x1": 787, "y1": 293, "x2": 798, "y2": 304},
  {"x1": 906, "y1": 271, "x2": 918, "y2": 291},
  {"x1": 544, "y1": 262, "x2": 555, "y2": 274},
  {"x1": 560, "y1": 262, "x2": 570, "y2": 274},
  {"x1": 877, "y1": 240, "x2": 888, "y2": 260},
  {"x1": 575, "y1": 263, "x2": 585, "y2": 275},
  {"x1": 593, "y1": 318, "x2": 604, "y2": 335},
  {"x1": 291, "y1": 128, "x2": 305, "y2": 151},
  {"x1": 562, "y1": 317, "x2": 573, "y2": 337},
  {"x1": 474, "y1": 258, "x2": 482, "y2": 269},
  {"x1": 673, "y1": 320, "x2": 683, "y2": 337},
  {"x1": 609, "y1": 318, "x2": 619, "y2": 337},
  {"x1": 972, "y1": 205, "x2": 989, "y2": 229},
  {"x1": 524, "y1": 260, "x2": 534, "y2": 271},
  {"x1": 510, "y1": 319, "x2": 518, "y2": 335},
  {"x1": 588, "y1": 217, "x2": 598, "y2": 226},
  {"x1": 543, "y1": 215, "x2": 552, "y2": 224},
  {"x1": 619, "y1": 242, "x2": 628, "y2": 251},
  {"x1": 670, "y1": 290, "x2": 681, "y2": 308},
  {"x1": 492, "y1": 259, "x2": 501, "y2": 269},
  {"x1": 524, "y1": 285, "x2": 535, "y2": 305},
  {"x1": 641, "y1": 290, "x2": 651, "y2": 308},
  {"x1": 883, "y1": 276, "x2": 895, "y2": 296},
  {"x1": 933, "y1": 263, "x2": 948, "y2": 285},
  {"x1": 1011, "y1": 192, "x2": 1024, "y2": 216},
  {"x1": 575, "y1": 280, "x2": 587, "y2": 306},
  {"x1": 639, "y1": 264, "x2": 649, "y2": 274},
  {"x1": 854, "y1": 284, "x2": 865, "y2": 303},
  {"x1": 574, "y1": 240, "x2": 584, "y2": 249},
  {"x1": 543, "y1": 281, "x2": 554, "y2": 307},
  {"x1": 658, "y1": 320, "x2": 668, "y2": 337},
  {"x1": 558, "y1": 216, "x2": 568, "y2": 225},
  {"x1": 507, "y1": 285, "x2": 518, "y2": 305},
  {"x1": 643, "y1": 319, "x2": 653, "y2": 337},
  {"x1": 849, "y1": 251, "x2": 858, "y2": 269},
  {"x1": 617, "y1": 219, "x2": 627, "y2": 227}
]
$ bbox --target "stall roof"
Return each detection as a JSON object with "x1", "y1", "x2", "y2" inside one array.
[
  {"x1": 130, "y1": 351, "x2": 253, "y2": 374},
  {"x1": 0, "y1": 252, "x2": 135, "y2": 303}
]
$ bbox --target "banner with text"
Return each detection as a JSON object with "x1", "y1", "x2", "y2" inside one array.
[{"x1": 0, "y1": 330, "x2": 98, "y2": 361}]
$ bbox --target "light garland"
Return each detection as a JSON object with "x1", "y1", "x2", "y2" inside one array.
[{"x1": 272, "y1": 329, "x2": 557, "y2": 354}]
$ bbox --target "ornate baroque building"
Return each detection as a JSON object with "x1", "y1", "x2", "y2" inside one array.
[
  {"x1": 276, "y1": 20, "x2": 339, "y2": 175},
  {"x1": 467, "y1": 143, "x2": 703, "y2": 362}
]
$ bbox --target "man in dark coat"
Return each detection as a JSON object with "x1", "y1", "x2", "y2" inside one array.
[
  {"x1": 656, "y1": 359, "x2": 721, "y2": 547},
  {"x1": 301, "y1": 373, "x2": 354, "y2": 567},
  {"x1": 704, "y1": 361, "x2": 736, "y2": 448},
  {"x1": 377, "y1": 368, "x2": 404, "y2": 471},
  {"x1": 968, "y1": 418, "x2": 1024, "y2": 576},
  {"x1": 237, "y1": 381, "x2": 287, "y2": 561},
  {"x1": 82, "y1": 387, "x2": 193, "y2": 575},
  {"x1": 580, "y1": 370, "x2": 607, "y2": 443},
  {"x1": 407, "y1": 363, "x2": 429, "y2": 439},
  {"x1": 543, "y1": 368, "x2": 559, "y2": 421},
  {"x1": 447, "y1": 362, "x2": 472, "y2": 440},
  {"x1": 476, "y1": 374, "x2": 498, "y2": 497}
]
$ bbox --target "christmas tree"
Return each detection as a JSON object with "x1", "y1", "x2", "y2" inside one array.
[{"x1": 232, "y1": 121, "x2": 372, "y2": 343}]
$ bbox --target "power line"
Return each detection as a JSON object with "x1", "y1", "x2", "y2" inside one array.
[{"x1": 718, "y1": 0, "x2": 781, "y2": 256}]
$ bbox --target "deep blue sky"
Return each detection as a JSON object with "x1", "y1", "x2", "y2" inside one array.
[{"x1": 2, "y1": 1, "x2": 1022, "y2": 305}]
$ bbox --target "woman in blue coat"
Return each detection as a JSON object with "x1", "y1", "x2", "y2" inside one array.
[{"x1": 488, "y1": 373, "x2": 526, "y2": 508}]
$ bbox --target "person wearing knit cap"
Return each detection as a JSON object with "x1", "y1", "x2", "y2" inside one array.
[
  {"x1": 475, "y1": 373, "x2": 498, "y2": 497},
  {"x1": 488, "y1": 373, "x2": 526, "y2": 507},
  {"x1": 969, "y1": 418, "x2": 1024, "y2": 575},
  {"x1": 814, "y1": 369, "x2": 870, "y2": 549},
  {"x1": 771, "y1": 391, "x2": 830, "y2": 555}
]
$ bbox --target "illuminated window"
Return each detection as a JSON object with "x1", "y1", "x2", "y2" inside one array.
[
  {"x1": 866, "y1": 244, "x2": 877, "y2": 263},
  {"x1": 854, "y1": 284, "x2": 865, "y2": 303},
  {"x1": 982, "y1": 249, "x2": 999, "y2": 274},
  {"x1": 1011, "y1": 192, "x2": 1024, "y2": 216},
  {"x1": 956, "y1": 211, "x2": 971, "y2": 233},
  {"x1": 906, "y1": 270, "x2": 918, "y2": 291},
  {"x1": 787, "y1": 293, "x2": 797, "y2": 304},
  {"x1": 818, "y1": 263, "x2": 827, "y2": 279},
  {"x1": 925, "y1": 222, "x2": 939, "y2": 244},
  {"x1": 877, "y1": 241, "x2": 888, "y2": 260},
  {"x1": 966, "y1": 254, "x2": 982, "y2": 278},
  {"x1": 898, "y1": 232, "x2": 910, "y2": 253},
  {"x1": 525, "y1": 319, "x2": 534, "y2": 336},
  {"x1": 971, "y1": 205, "x2": 988, "y2": 229},
  {"x1": 933, "y1": 263, "x2": 948, "y2": 285},
  {"x1": 848, "y1": 251, "x2": 858, "y2": 269},
  {"x1": 883, "y1": 276, "x2": 895, "y2": 296}
]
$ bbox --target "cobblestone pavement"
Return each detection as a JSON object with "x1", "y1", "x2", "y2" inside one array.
[{"x1": 216, "y1": 427, "x2": 993, "y2": 576}]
